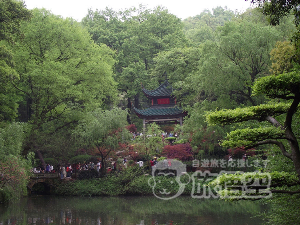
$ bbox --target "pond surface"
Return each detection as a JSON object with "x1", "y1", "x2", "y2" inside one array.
[{"x1": 0, "y1": 195, "x2": 266, "y2": 225}]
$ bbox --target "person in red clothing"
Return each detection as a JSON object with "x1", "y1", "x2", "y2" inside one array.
[{"x1": 150, "y1": 159, "x2": 155, "y2": 167}]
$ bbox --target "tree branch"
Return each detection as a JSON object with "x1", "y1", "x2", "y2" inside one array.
[
  {"x1": 285, "y1": 97, "x2": 300, "y2": 129},
  {"x1": 10, "y1": 78, "x2": 30, "y2": 96},
  {"x1": 250, "y1": 139, "x2": 292, "y2": 160},
  {"x1": 265, "y1": 115, "x2": 283, "y2": 129}
]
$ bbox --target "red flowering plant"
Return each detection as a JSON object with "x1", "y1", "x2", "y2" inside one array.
[
  {"x1": 162, "y1": 143, "x2": 193, "y2": 161},
  {"x1": 126, "y1": 124, "x2": 137, "y2": 133}
]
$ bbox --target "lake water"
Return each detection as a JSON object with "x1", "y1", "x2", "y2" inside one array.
[{"x1": 0, "y1": 195, "x2": 266, "y2": 225}]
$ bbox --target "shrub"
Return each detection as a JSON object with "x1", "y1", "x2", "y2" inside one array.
[
  {"x1": 174, "y1": 139, "x2": 188, "y2": 144},
  {"x1": 0, "y1": 156, "x2": 30, "y2": 202},
  {"x1": 125, "y1": 175, "x2": 154, "y2": 195},
  {"x1": 163, "y1": 143, "x2": 193, "y2": 161},
  {"x1": 78, "y1": 169, "x2": 99, "y2": 180},
  {"x1": 126, "y1": 124, "x2": 137, "y2": 133}
]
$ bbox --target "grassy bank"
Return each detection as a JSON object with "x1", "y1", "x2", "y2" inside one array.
[{"x1": 54, "y1": 166, "x2": 202, "y2": 197}]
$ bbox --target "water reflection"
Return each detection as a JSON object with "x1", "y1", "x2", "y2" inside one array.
[{"x1": 0, "y1": 196, "x2": 266, "y2": 225}]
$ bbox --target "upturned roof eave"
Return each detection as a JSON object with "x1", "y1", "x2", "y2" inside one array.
[
  {"x1": 132, "y1": 106, "x2": 187, "y2": 119},
  {"x1": 142, "y1": 80, "x2": 173, "y2": 98}
]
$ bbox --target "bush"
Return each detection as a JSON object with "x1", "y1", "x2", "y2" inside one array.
[
  {"x1": 125, "y1": 175, "x2": 153, "y2": 195},
  {"x1": 78, "y1": 169, "x2": 99, "y2": 180},
  {"x1": 163, "y1": 143, "x2": 193, "y2": 161},
  {"x1": 126, "y1": 124, "x2": 137, "y2": 133},
  {"x1": 0, "y1": 156, "x2": 30, "y2": 202},
  {"x1": 165, "y1": 137, "x2": 176, "y2": 145},
  {"x1": 174, "y1": 139, "x2": 188, "y2": 144},
  {"x1": 208, "y1": 171, "x2": 299, "y2": 200}
]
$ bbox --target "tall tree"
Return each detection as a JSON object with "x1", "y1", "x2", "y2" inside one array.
[
  {"x1": 0, "y1": 0, "x2": 31, "y2": 125},
  {"x1": 150, "y1": 47, "x2": 202, "y2": 104},
  {"x1": 0, "y1": 0, "x2": 31, "y2": 42},
  {"x1": 183, "y1": 6, "x2": 236, "y2": 32},
  {"x1": 82, "y1": 6, "x2": 188, "y2": 124},
  {"x1": 12, "y1": 9, "x2": 117, "y2": 165},
  {"x1": 179, "y1": 13, "x2": 284, "y2": 157},
  {"x1": 193, "y1": 20, "x2": 280, "y2": 107}
]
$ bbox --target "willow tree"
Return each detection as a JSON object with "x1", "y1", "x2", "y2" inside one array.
[{"x1": 206, "y1": 71, "x2": 300, "y2": 184}]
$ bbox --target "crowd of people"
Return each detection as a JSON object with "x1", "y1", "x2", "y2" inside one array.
[
  {"x1": 131, "y1": 131, "x2": 178, "y2": 139},
  {"x1": 32, "y1": 161, "x2": 102, "y2": 178},
  {"x1": 31, "y1": 156, "x2": 162, "y2": 180},
  {"x1": 32, "y1": 164, "x2": 55, "y2": 174},
  {"x1": 58, "y1": 161, "x2": 103, "y2": 179}
]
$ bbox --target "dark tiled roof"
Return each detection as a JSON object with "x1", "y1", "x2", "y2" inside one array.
[
  {"x1": 134, "y1": 106, "x2": 185, "y2": 118},
  {"x1": 142, "y1": 80, "x2": 172, "y2": 97}
]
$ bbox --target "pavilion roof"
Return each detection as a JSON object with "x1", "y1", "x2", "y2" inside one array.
[
  {"x1": 142, "y1": 80, "x2": 173, "y2": 98},
  {"x1": 133, "y1": 106, "x2": 185, "y2": 118}
]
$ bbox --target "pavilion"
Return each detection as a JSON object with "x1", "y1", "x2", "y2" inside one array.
[{"x1": 133, "y1": 80, "x2": 187, "y2": 130}]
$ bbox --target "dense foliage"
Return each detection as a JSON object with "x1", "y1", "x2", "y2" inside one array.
[
  {"x1": 0, "y1": 123, "x2": 32, "y2": 202},
  {"x1": 0, "y1": 1, "x2": 300, "y2": 223},
  {"x1": 163, "y1": 144, "x2": 193, "y2": 161}
]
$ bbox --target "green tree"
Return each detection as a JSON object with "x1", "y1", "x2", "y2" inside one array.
[
  {"x1": 0, "y1": 0, "x2": 31, "y2": 124},
  {"x1": 249, "y1": 0, "x2": 300, "y2": 25},
  {"x1": 117, "y1": 6, "x2": 188, "y2": 117},
  {"x1": 192, "y1": 20, "x2": 280, "y2": 107},
  {"x1": 11, "y1": 9, "x2": 117, "y2": 166},
  {"x1": 82, "y1": 6, "x2": 188, "y2": 124},
  {"x1": 145, "y1": 123, "x2": 164, "y2": 156},
  {"x1": 270, "y1": 40, "x2": 296, "y2": 74},
  {"x1": 180, "y1": 12, "x2": 287, "y2": 158},
  {"x1": 151, "y1": 47, "x2": 201, "y2": 84},
  {"x1": 81, "y1": 7, "x2": 128, "y2": 51},
  {"x1": 185, "y1": 24, "x2": 215, "y2": 46},
  {"x1": 249, "y1": 1, "x2": 300, "y2": 65},
  {"x1": 74, "y1": 108, "x2": 131, "y2": 174},
  {"x1": 150, "y1": 47, "x2": 202, "y2": 105},
  {"x1": 0, "y1": 0, "x2": 31, "y2": 42},
  {"x1": 183, "y1": 6, "x2": 239, "y2": 46},
  {"x1": 183, "y1": 7, "x2": 236, "y2": 32},
  {"x1": 206, "y1": 71, "x2": 300, "y2": 183}
]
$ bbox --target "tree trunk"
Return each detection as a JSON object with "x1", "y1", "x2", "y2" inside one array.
[
  {"x1": 134, "y1": 94, "x2": 139, "y2": 108},
  {"x1": 127, "y1": 97, "x2": 132, "y2": 124},
  {"x1": 285, "y1": 97, "x2": 300, "y2": 181},
  {"x1": 286, "y1": 129, "x2": 300, "y2": 181},
  {"x1": 36, "y1": 150, "x2": 46, "y2": 171}
]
